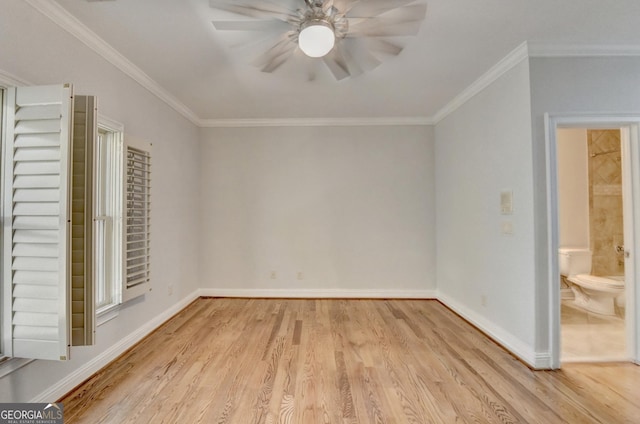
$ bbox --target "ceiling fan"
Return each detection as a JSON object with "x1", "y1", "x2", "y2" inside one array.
[{"x1": 209, "y1": 0, "x2": 427, "y2": 80}]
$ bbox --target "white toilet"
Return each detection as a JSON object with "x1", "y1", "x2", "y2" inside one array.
[{"x1": 558, "y1": 248, "x2": 625, "y2": 316}]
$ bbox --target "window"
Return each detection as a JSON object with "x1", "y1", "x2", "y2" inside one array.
[
  {"x1": 94, "y1": 124, "x2": 123, "y2": 313},
  {"x1": 93, "y1": 123, "x2": 153, "y2": 314}
]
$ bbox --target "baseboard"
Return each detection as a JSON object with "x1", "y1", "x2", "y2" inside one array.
[
  {"x1": 198, "y1": 288, "x2": 437, "y2": 299},
  {"x1": 31, "y1": 290, "x2": 201, "y2": 403},
  {"x1": 437, "y1": 291, "x2": 551, "y2": 369}
]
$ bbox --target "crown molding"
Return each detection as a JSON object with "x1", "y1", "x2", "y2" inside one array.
[
  {"x1": 528, "y1": 42, "x2": 640, "y2": 57},
  {"x1": 200, "y1": 116, "x2": 435, "y2": 128},
  {"x1": 431, "y1": 41, "x2": 640, "y2": 125},
  {"x1": 432, "y1": 42, "x2": 530, "y2": 124},
  {"x1": 0, "y1": 69, "x2": 31, "y2": 87},
  {"x1": 24, "y1": 0, "x2": 201, "y2": 126}
]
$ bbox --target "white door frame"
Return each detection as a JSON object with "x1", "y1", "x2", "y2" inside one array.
[{"x1": 545, "y1": 113, "x2": 640, "y2": 369}]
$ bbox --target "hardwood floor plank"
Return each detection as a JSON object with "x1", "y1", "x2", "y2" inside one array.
[{"x1": 60, "y1": 298, "x2": 640, "y2": 424}]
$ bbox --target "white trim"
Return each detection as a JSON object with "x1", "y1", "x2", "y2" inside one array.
[
  {"x1": 199, "y1": 288, "x2": 437, "y2": 299},
  {"x1": 23, "y1": 0, "x2": 200, "y2": 126},
  {"x1": 620, "y1": 127, "x2": 638, "y2": 363},
  {"x1": 1, "y1": 65, "x2": 433, "y2": 128},
  {"x1": 562, "y1": 356, "x2": 631, "y2": 364},
  {"x1": 431, "y1": 43, "x2": 640, "y2": 126},
  {"x1": 98, "y1": 115, "x2": 124, "y2": 133},
  {"x1": 0, "y1": 70, "x2": 30, "y2": 87},
  {"x1": 0, "y1": 358, "x2": 35, "y2": 379},
  {"x1": 437, "y1": 290, "x2": 547, "y2": 369},
  {"x1": 30, "y1": 290, "x2": 200, "y2": 403},
  {"x1": 95, "y1": 305, "x2": 119, "y2": 327},
  {"x1": 432, "y1": 42, "x2": 530, "y2": 124},
  {"x1": 529, "y1": 42, "x2": 640, "y2": 57},
  {"x1": 200, "y1": 116, "x2": 435, "y2": 128},
  {"x1": 544, "y1": 113, "x2": 562, "y2": 369}
]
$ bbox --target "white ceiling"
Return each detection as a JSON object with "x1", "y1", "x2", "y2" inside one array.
[{"x1": 48, "y1": 0, "x2": 640, "y2": 124}]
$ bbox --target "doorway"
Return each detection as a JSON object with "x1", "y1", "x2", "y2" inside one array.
[
  {"x1": 557, "y1": 128, "x2": 626, "y2": 361},
  {"x1": 546, "y1": 114, "x2": 640, "y2": 368}
]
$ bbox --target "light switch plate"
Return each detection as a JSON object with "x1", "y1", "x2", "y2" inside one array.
[{"x1": 500, "y1": 190, "x2": 513, "y2": 214}]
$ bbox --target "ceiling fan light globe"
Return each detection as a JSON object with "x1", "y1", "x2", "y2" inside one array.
[{"x1": 298, "y1": 22, "x2": 335, "y2": 58}]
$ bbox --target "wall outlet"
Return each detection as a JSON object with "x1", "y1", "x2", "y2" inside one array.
[
  {"x1": 270, "y1": 271, "x2": 277, "y2": 279},
  {"x1": 481, "y1": 295, "x2": 487, "y2": 307},
  {"x1": 297, "y1": 272, "x2": 303, "y2": 280},
  {"x1": 168, "y1": 284, "x2": 173, "y2": 296}
]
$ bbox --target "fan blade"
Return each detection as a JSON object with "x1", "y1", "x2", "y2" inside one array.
[
  {"x1": 252, "y1": 33, "x2": 297, "y2": 73},
  {"x1": 341, "y1": 38, "x2": 380, "y2": 73},
  {"x1": 347, "y1": 19, "x2": 423, "y2": 37},
  {"x1": 322, "y1": 48, "x2": 351, "y2": 80},
  {"x1": 336, "y1": 37, "x2": 405, "y2": 77},
  {"x1": 212, "y1": 20, "x2": 290, "y2": 31},
  {"x1": 332, "y1": 0, "x2": 361, "y2": 15},
  {"x1": 347, "y1": 0, "x2": 422, "y2": 18},
  {"x1": 362, "y1": 38, "x2": 403, "y2": 56},
  {"x1": 347, "y1": 3, "x2": 426, "y2": 36},
  {"x1": 307, "y1": 63, "x2": 319, "y2": 82},
  {"x1": 321, "y1": 0, "x2": 334, "y2": 13},
  {"x1": 209, "y1": 0, "x2": 295, "y2": 21}
]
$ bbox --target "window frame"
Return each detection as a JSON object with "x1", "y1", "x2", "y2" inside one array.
[
  {"x1": 94, "y1": 117, "x2": 124, "y2": 324},
  {"x1": 1, "y1": 84, "x2": 6, "y2": 360}
]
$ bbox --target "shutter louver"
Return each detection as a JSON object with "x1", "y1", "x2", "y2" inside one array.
[
  {"x1": 123, "y1": 138, "x2": 151, "y2": 301},
  {"x1": 70, "y1": 95, "x2": 96, "y2": 346},
  {"x1": 5, "y1": 85, "x2": 72, "y2": 360}
]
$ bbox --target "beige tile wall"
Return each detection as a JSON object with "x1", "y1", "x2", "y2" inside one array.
[{"x1": 587, "y1": 129, "x2": 624, "y2": 276}]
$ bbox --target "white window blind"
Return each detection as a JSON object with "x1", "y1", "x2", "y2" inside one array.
[
  {"x1": 123, "y1": 137, "x2": 151, "y2": 301},
  {"x1": 2, "y1": 84, "x2": 96, "y2": 360}
]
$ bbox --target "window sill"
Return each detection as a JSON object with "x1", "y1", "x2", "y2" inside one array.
[
  {"x1": 96, "y1": 304, "x2": 120, "y2": 327},
  {"x1": 0, "y1": 357, "x2": 34, "y2": 379}
]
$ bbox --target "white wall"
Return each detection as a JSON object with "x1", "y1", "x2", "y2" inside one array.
[
  {"x1": 529, "y1": 56, "x2": 640, "y2": 360},
  {"x1": 199, "y1": 125, "x2": 436, "y2": 296},
  {"x1": 435, "y1": 59, "x2": 537, "y2": 363},
  {"x1": 557, "y1": 128, "x2": 589, "y2": 248},
  {"x1": 0, "y1": 2, "x2": 201, "y2": 401}
]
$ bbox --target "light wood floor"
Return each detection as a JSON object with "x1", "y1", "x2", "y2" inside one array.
[{"x1": 61, "y1": 298, "x2": 640, "y2": 423}]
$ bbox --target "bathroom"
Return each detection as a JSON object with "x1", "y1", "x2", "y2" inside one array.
[{"x1": 557, "y1": 128, "x2": 627, "y2": 362}]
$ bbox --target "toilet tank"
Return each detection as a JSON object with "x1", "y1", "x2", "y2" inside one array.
[{"x1": 558, "y1": 248, "x2": 592, "y2": 276}]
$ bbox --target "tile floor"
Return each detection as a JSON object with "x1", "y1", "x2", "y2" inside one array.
[{"x1": 561, "y1": 300, "x2": 627, "y2": 362}]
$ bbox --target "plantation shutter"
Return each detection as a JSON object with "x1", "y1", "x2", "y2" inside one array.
[
  {"x1": 122, "y1": 136, "x2": 151, "y2": 301},
  {"x1": 3, "y1": 85, "x2": 95, "y2": 360},
  {"x1": 70, "y1": 95, "x2": 96, "y2": 346}
]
